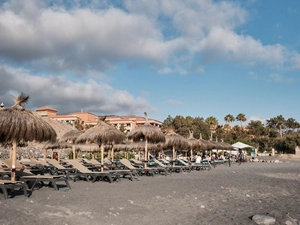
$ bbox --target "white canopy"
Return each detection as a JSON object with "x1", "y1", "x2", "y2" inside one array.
[{"x1": 231, "y1": 141, "x2": 254, "y2": 149}]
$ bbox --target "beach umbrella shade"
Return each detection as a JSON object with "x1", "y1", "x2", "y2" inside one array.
[
  {"x1": 44, "y1": 140, "x2": 72, "y2": 163},
  {"x1": 186, "y1": 130, "x2": 204, "y2": 159},
  {"x1": 127, "y1": 112, "x2": 165, "y2": 165},
  {"x1": 163, "y1": 130, "x2": 189, "y2": 162},
  {"x1": 0, "y1": 93, "x2": 57, "y2": 181},
  {"x1": 114, "y1": 140, "x2": 159, "y2": 160},
  {"x1": 198, "y1": 134, "x2": 215, "y2": 150},
  {"x1": 75, "y1": 121, "x2": 126, "y2": 171},
  {"x1": 43, "y1": 117, "x2": 74, "y2": 139},
  {"x1": 60, "y1": 129, "x2": 82, "y2": 159}
]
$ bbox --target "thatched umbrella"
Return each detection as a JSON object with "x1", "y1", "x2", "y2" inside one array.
[
  {"x1": 114, "y1": 140, "x2": 159, "y2": 160},
  {"x1": 44, "y1": 141, "x2": 72, "y2": 163},
  {"x1": 43, "y1": 118, "x2": 74, "y2": 139},
  {"x1": 198, "y1": 133, "x2": 215, "y2": 150},
  {"x1": 59, "y1": 129, "x2": 81, "y2": 159},
  {"x1": 76, "y1": 121, "x2": 126, "y2": 172},
  {"x1": 0, "y1": 93, "x2": 56, "y2": 181},
  {"x1": 127, "y1": 112, "x2": 165, "y2": 166},
  {"x1": 163, "y1": 129, "x2": 189, "y2": 163},
  {"x1": 186, "y1": 130, "x2": 204, "y2": 160}
]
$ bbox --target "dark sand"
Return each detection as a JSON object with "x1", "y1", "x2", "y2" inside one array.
[{"x1": 1, "y1": 159, "x2": 300, "y2": 225}]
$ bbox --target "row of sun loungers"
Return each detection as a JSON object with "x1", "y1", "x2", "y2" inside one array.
[{"x1": 0, "y1": 157, "x2": 214, "y2": 199}]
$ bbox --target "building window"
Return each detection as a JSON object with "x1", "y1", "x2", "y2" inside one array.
[{"x1": 126, "y1": 123, "x2": 131, "y2": 127}]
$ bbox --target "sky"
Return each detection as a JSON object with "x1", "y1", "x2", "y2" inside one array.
[{"x1": 0, "y1": 0, "x2": 300, "y2": 126}]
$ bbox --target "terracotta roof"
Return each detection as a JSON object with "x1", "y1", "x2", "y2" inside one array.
[
  {"x1": 50, "y1": 115, "x2": 78, "y2": 119},
  {"x1": 36, "y1": 106, "x2": 58, "y2": 112}
]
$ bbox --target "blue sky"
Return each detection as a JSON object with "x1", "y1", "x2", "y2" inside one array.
[{"x1": 0, "y1": 0, "x2": 300, "y2": 126}]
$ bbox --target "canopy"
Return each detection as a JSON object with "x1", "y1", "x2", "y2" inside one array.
[{"x1": 231, "y1": 141, "x2": 254, "y2": 149}]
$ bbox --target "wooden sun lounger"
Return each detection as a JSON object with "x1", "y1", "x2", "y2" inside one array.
[
  {"x1": 0, "y1": 160, "x2": 11, "y2": 179},
  {"x1": 0, "y1": 180, "x2": 28, "y2": 199},
  {"x1": 46, "y1": 159, "x2": 76, "y2": 175},
  {"x1": 178, "y1": 159, "x2": 211, "y2": 171},
  {"x1": 83, "y1": 159, "x2": 139, "y2": 181},
  {"x1": 119, "y1": 159, "x2": 155, "y2": 176},
  {"x1": 2, "y1": 159, "x2": 71, "y2": 191},
  {"x1": 151, "y1": 159, "x2": 172, "y2": 176},
  {"x1": 19, "y1": 158, "x2": 50, "y2": 174},
  {"x1": 64, "y1": 159, "x2": 120, "y2": 183},
  {"x1": 159, "y1": 159, "x2": 187, "y2": 173}
]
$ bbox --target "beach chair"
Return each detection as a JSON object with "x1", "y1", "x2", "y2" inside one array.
[
  {"x1": 0, "y1": 160, "x2": 11, "y2": 179},
  {"x1": 129, "y1": 159, "x2": 144, "y2": 168},
  {"x1": 119, "y1": 159, "x2": 155, "y2": 176},
  {"x1": 0, "y1": 180, "x2": 29, "y2": 199},
  {"x1": 46, "y1": 159, "x2": 76, "y2": 175},
  {"x1": 159, "y1": 159, "x2": 188, "y2": 173},
  {"x1": 20, "y1": 158, "x2": 52, "y2": 174},
  {"x1": 151, "y1": 159, "x2": 172, "y2": 176},
  {"x1": 2, "y1": 159, "x2": 71, "y2": 192},
  {"x1": 64, "y1": 159, "x2": 120, "y2": 183},
  {"x1": 83, "y1": 159, "x2": 139, "y2": 181},
  {"x1": 178, "y1": 159, "x2": 211, "y2": 171}
]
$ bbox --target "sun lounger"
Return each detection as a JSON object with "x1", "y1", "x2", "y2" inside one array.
[
  {"x1": 129, "y1": 159, "x2": 144, "y2": 168},
  {"x1": 19, "y1": 158, "x2": 51, "y2": 174},
  {"x1": 64, "y1": 159, "x2": 120, "y2": 183},
  {"x1": 83, "y1": 159, "x2": 139, "y2": 181},
  {"x1": 178, "y1": 159, "x2": 211, "y2": 171},
  {"x1": 0, "y1": 160, "x2": 11, "y2": 179},
  {"x1": 46, "y1": 159, "x2": 76, "y2": 175},
  {"x1": 151, "y1": 159, "x2": 172, "y2": 176},
  {"x1": 159, "y1": 159, "x2": 188, "y2": 173},
  {"x1": 0, "y1": 180, "x2": 28, "y2": 199},
  {"x1": 119, "y1": 159, "x2": 155, "y2": 176},
  {"x1": 2, "y1": 159, "x2": 71, "y2": 191}
]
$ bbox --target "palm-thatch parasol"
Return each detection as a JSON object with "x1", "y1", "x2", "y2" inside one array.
[
  {"x1": 163, "y1": 129, "x2": 189, "y2": 163},
  {"x1": 114, "y1": 140, "x2": 159, "y2": 160},
  {"x1": 75, "y1": 121, "x2": 126, "y2": 172},
  {"x1": 43, "y1": 118, "x2": 74, "y2": 139},
  {"x1": 44, "y1": 141, "x2": 72, "y2": 163},
  {"x1": 0, "y1": 93, "x2": 56, "y2": 181},
  {"x1": 127, "y1": 112, "x2": 165, "y2": 166},
  {"x1": 59, "y1": 129, "x2": 82, "y2": 159},
  {"x1": 186, "y1": 130, "x2": 204, "y2": 159},
  {"x1": 198, "y1": 133, "x2": 215, "y2": 150}
]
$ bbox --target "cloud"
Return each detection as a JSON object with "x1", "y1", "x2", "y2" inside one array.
[
  {"x1": 269, "y1": 73, "x2": 293, "y2": 83},
  {"x1": 0, "y1": 64, "x2": 155, "y2": 115},
  {"x1": 0, "y1": 0, "x2": 299, "y2": 77},
  {"x1": 0, "y1": 1, "x2": 170, "y2": 75},
  {"x1": 158, "y1": 67, "x2": 172, "y2": 74},
  {"x1": 166, "y1": 99, "x2": 184, "y2": 106}
]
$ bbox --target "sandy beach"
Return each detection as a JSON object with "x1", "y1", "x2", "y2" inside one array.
[{"x1": 1, "y1": 158, "x2": 300, "y2": 225}]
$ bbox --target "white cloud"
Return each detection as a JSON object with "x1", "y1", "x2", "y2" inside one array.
[
  {"x1": 0, "y1": 64, "x2": 155, "y2": 115},
  {"x1": 269, "y1": 73, "x2": 293, "y2": 83},
  {"x1": 0, "y1": 0, "x2": 299, "y2": 77},
  {"x1": 166, "y1": 99, "x2": 184, "y2": 106},
  {"x1": 158, "y1": 67, "x2": 172, "y2": 74}
]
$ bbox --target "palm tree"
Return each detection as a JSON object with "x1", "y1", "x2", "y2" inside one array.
[
  {"x1": 236, "y1": 113, "x2": 246, "y2": 128},
  {"x1": 205, "y1": 116, "x2": 218, "y2": 140},
  {"x1": 285, "y1": 117, "x2": 300, "y2": 133},
  {"x1": 266, "y1": 115, "x2": 285, "y2": 137},
  {"x1": 224, "y1": 114, "x2": 235, "y2": 125}
]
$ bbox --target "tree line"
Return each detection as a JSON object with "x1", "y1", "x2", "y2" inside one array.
[{"x1": 161, "y1": 114, "x2": 300, "y2": 154}]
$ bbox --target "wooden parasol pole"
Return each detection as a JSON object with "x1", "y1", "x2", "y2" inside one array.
[
  {"x1": 144, "y1": 138, "x2": 148, "y2": 168},
  {"x1": 100, "y1": 144, "x2": 104, "y2": 172},
  {"x1": 11, "y1": 140, "x2": 17, "y2": 182}
]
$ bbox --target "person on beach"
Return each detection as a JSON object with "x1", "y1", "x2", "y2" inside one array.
[{"x1": 195, "y1": 154, "x2": 202, "y2": 163}]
